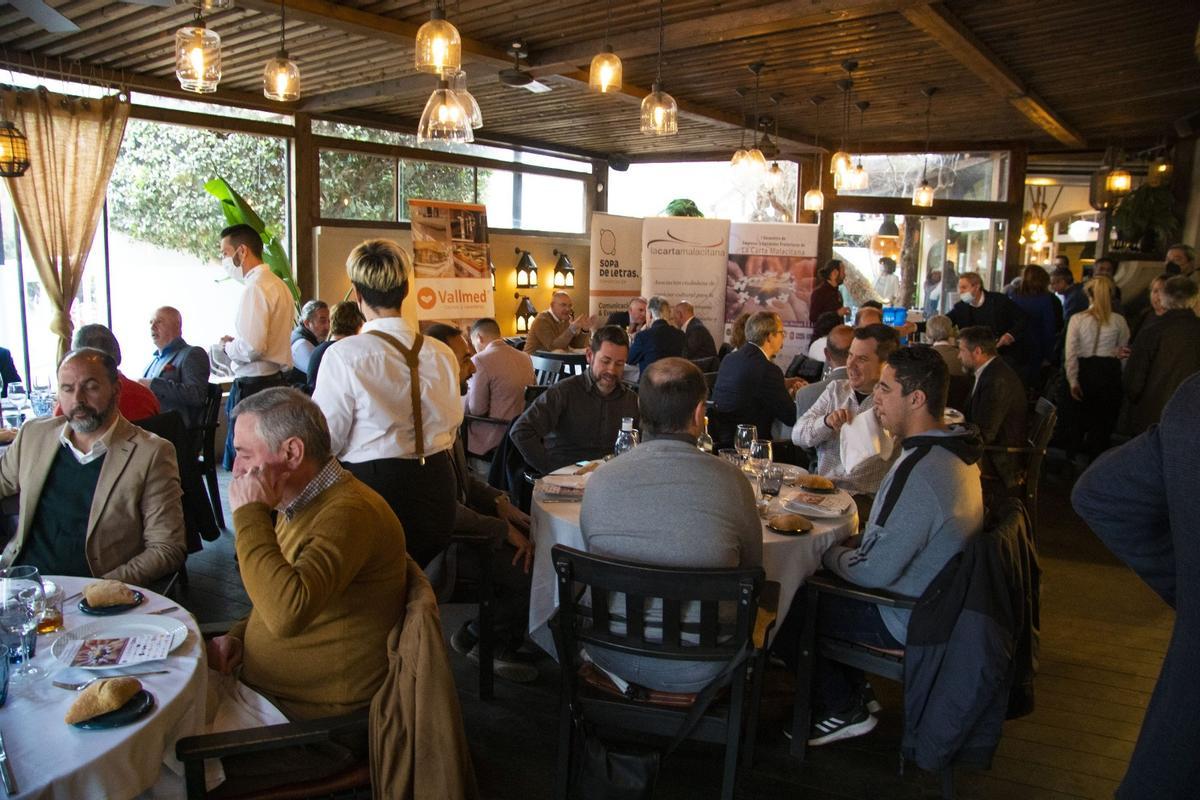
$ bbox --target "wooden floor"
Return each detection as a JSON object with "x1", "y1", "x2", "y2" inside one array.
[{"x1": 182, "y1": 461, "x2": 1173, "y2": 799}]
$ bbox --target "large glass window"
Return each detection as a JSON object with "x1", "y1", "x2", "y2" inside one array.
[
  {"x1": 320, "y1": 150, "x2": 397, "y2": 221},
  {"x1": 835, "y1": 151, "x2": 1011, "y2": 203},
  {"x1": 519, "y1": 173, "x2": 586, "y2": 233},
  {"x1": 397, "y1": 160, "x2": 476, "y2": 219},
  {"x1": 608, "y1": 160, "x2": 799, "y2": 222}
]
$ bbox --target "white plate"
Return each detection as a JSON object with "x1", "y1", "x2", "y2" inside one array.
[
  {"x1": 783, "y1": 488, "x2": 855, "y2": 519},
  {"x1": 51, "y1": 614, "x2": 188, "y2": 670}
]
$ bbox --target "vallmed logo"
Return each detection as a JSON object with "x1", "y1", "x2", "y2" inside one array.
[{"x1": 417, "y1": 287, "x2": 437, "y2": 309}]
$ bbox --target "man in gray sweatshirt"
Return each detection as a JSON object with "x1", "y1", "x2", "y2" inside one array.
[
  {"x1": 805, "y1": 345, "x2": 985, "y2": 746},
  {"x1": 581, "y1": 357, "x2": 762, "y2": 693}
]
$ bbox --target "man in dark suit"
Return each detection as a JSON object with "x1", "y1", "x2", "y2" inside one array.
[
  {"x1": 140, "y1": 306, "x2": 212, "y2": 428},
  {"x1": 604, "y1": 297, "x2": 648, "y2": 334},
  {"x1": 627, "y1": 296, "x2": 687, "y2": 371},
  {"x1": 948, "y1": 271, "x2": 1026, "y2": 366},
  {"x1": 673, "y1": 301, "x2": 718, "y2": 361},
  {"x1": 1124, "y1": 276, "x2": 1200, "y2": 434},
  {"x1": 0, "y1": 346, "x2": 22, "y2": 397},
  {"x1": 957, "y1": 326, "x2": 1027, "y2": 492},
  {"x1": 1073, "y1": 372, "x2": 1200, "y2": 798},
  {"x1": 711, "y1": 311, "x2": 804, "y2": 447}
]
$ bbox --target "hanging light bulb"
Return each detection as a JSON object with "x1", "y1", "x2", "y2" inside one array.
[
  {"x1": 846, "y1": 99, "x2": 870, "y2": 191},
  {"x1": 912, "y1": 87, "x2": 937, "y2": 208},
  {"x1": 175, "y1": 13, "x2": 222, "y2": 94},
  {"x1": 263, "y1": 0, "x2": 300, "y2": 101},
  {"x1": 416, "y1": 79, "x2": 472, "y2": 144},
  {"x1": 729, "y1": 88, "x2": 751, "y2": 174},
  {"x1": 830, "y1": 62, "x2": 858, "y2": 190},
  {"x1": 802, "y1": 96, "x2": 826, "y2": 213},
  {"x1": 640, "y1": 0, "x2": 677, "y2": 136},
  {"x1": 449, "y1": 69, "x2": 483, "y2": 129},
  {"x1": 740, "y1": 62, "x2": 768, "y2": 184},
  {"x1": 763, "y1": 162, "x2": 784, "y2": 191},
  {"x1": 414, "y1": 0, "x2": 461, "y2": 75},
  {"x1": 589, "y1": 0, "x2": 622, "y2": 93}
]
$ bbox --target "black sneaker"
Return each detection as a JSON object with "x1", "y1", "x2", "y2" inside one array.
[
  {"x1": 862, "y1": 681, "x2": 882, "y2": 714},
  {"x1": 808, "y1": 703, "x2": 878, "y2": 746},
  {"x1": 451, "y1": 621, "x2": 478, "y2": 657}
]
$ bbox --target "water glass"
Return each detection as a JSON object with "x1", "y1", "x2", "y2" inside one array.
[
  {"x1": 6, "y1": 382, "x2": 27, "y2": 409},
  {"x1": 735, "y1": 424, "x2": 758, "y2": 456},
  {"x1": 760, "y1": 465, "x2": 784, "y2": 496},
  {"x1": 0, "y1": 566, "x2": 44, "y2": 682},
  {"x1": 30, "y1": 391, "x2": 54, "y2": 418}
]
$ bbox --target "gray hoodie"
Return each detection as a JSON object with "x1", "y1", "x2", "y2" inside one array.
[{"x1": 821, "y1": 425, "x2": 986, "y2": 643}]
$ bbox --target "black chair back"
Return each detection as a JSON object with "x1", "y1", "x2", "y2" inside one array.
[
  {"x1": 137, "y1": 410, "x2": 217, "y2": 553},
  {"x1": 193, "y1": 384, "x2": 225, "y2": 530}
]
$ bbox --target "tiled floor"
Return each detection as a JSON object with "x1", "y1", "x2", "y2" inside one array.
[{"x1": 176, "y1": 463, "x2": 1170, "y2": 799}]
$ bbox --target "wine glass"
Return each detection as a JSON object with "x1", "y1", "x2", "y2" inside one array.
[
  {"x1": 748, "y1": 439, "x2": 773, "y2": 479},
  {"x1": 0, "y1": 565, "x2": 45, "y2": 682},
  {"x1": 735, "y1": 424, "x2": 758, "y2": 458},
  {"x1": 6, "y1": 382, "x2": 28, "y2": 412}
]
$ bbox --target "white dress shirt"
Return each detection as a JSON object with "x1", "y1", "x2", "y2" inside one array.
[
  {"x1": 874, "y1": 273, "x2": 901, "y2": 307},
  {"x1": 312, "y1": 317, "x2": 464, "y2": 462},
  {"x1": 58, "y1": 415, "x2": 120, "y2": 465},
  {"x1": 1065, "y1": 312, "x2": 1130, "y2": 389},
  {"x1": 970, "y1": 355, "x2": 996, "y2": 396},
  {"x1": 224, "y1": 264, "x2": 295, "y2": 378},
  {"x1": 291, "y1": 338, "x2": 316, "y2": 374}
]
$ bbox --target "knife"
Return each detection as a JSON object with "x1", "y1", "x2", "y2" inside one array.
[{"x1": 0, "y1": 728, "x2": 18, "y2": 795}]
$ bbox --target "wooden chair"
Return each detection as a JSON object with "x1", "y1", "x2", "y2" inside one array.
[
  {"x1": 192, "y1": 383, "x2": 226, "y2": 529},
  {"x1": 983, "y1": 397, "x2": 1056, "y2": 536},
  {"x1": 549, "y1": 545, "x2": 777, "y2": 800}
]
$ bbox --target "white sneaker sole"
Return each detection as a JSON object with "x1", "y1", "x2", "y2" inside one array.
[{"x1": 807, "y1": 713, "x2": 878, "y2": 746}]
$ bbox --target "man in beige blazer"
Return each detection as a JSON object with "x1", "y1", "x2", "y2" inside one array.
[{"x1": 0, "y1": 348, "x2": 185, "y2": 587}]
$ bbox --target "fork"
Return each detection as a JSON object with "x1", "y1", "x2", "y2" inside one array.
[{"x1": 52, "y1": 670, "x2": 171, "y2": 691}]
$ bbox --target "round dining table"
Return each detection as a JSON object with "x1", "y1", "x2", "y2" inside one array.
[
  {"x1": 2, "y1": 576, "x2": 206, "y2": 800},
  {"x1": 527, "y1": 469, "x2": 858, "y2": 656}
]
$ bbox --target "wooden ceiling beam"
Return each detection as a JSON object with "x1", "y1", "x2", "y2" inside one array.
[
  {"x1": 528, "y1": 0, "x2": 933, "y2": 73},
  {"x1": 900, "y1": 2, "x2": 1086, "y2": 148}
]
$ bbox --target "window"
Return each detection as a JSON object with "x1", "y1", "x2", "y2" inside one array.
[
  {"x1": 608, "y1": 160, "x2": 799, "y2": 222},
  {"x1": 519, "y1": 173, "x2": 586, "y2": 232},
  {"x1": 835, "y1": 151, "x2": 1011, "y2": 203},
  {"x1": 397, "y1": 160, "x2": 476, "y2": 219},
  {"x1": 320, "y1": 150, "x2": 397, "y2": 221}
]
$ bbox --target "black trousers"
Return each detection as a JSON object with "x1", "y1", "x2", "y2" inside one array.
[
  {"x1": 222, "y1": 372, "x2": 287, "y2": 470},
  {"x1": 1076, "y1": 356, "x2": 1123, "y2": 462},
  {"x1": 345, "y1": 452, "x2": 457, "y2": 567},
  {"x1": 456, "y1": 541, "x2": 532, "y2": 649}
]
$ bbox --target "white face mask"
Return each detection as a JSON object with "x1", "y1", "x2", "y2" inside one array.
[
  {"x1": 959, "y1": 290, "x2": 975, "y2": 306},
  {"x1": 222, "y1": 252, "x2": 243, "y2": 283}
]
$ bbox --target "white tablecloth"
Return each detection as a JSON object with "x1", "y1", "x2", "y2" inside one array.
[
  {"x1": 3, "y1": 576, "x2": 206, "y2": 800},
  {"x1": 527, "y1": 483, "x2": 857, "y2": 656}
]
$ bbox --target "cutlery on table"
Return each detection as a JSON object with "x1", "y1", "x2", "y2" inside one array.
[
  {"x1": 0, "y1": 728, "x2": 17, "y2": 795},
  {"x1": 147, "y1": 606, "x2": 179, "y2": 616},
  {"x1": 52, "y1": 670, "x2": 171, "y2": 691}
]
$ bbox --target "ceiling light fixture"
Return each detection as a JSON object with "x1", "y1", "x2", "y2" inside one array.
[
  {"x1": 175, "y1": 12, "x2": 221, "y2": 94},
  {"x1": 417, "y1": 78, "x2": 472, "y2": 143},
  {"x1": 729, "y1": 88, "x2": 750, "y2": 174},
  {"x1": 803, "y1": 95, "x2": 826, "y2": 212},
  {"x1": 414, "y1": 0, "x2": 461, "y2": 76},
  {"x1": 263, "y1": 0, "x2": 300, "y2": 101},
  {"x1": 589, "y1": 0, "x2": 622, "y2": 93},
  {"x1": 449, "y1": 69, "x2": 482, "y2": 129},
  {"x1": 912, "y1": 86, "x2": 937, "y2": 207},
  {"x1": 640, "y1": 0, "x2": 677, "y2": 136},
  {"x1": 847, "y1": 99, "x2": 870, "y2": 191},
  {"x1": 830, "y1": 60, "x2": 857, "y2": 189}
]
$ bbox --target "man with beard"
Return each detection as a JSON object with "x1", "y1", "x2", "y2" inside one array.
[
  {"x1": 810, "y1": 260, "x2": 851, "y2": 324},
  {"x1": 0, "y1": 348, "x2": 186, "y2": 586},
  {"x1": 511, "y1": 326, "x2": 639, "y2": 473}
]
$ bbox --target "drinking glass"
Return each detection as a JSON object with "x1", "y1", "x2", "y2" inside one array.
[
  {"x1": 748, "y1": 439, "x2": 773, "y2": 478},
  {"x1": 735, "y1": 424, "x2": 758, "y2": 457},
  {"x1": 6, "y1": 382, "x2": 28, "y2": 410},
  {"x1": 760, "y1": 464, "x2": 785, "y2": 497},
  {"x1": 0, "y1": 566, "x2": 44, "y2": 682}
]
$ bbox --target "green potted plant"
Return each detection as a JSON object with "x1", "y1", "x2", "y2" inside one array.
[{"x1": 1111, "y1": 184, "x2": 1181, "y2": 257}]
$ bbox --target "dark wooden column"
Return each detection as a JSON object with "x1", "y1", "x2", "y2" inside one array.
[{"x1": 294, "y1": 112, "x2": 318, "y2": 301}]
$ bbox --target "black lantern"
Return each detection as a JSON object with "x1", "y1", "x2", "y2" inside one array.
[
  {"x1": 515, "y1": 295, "x2": 537, "y2": 332},
  {"x1": 552, "y1": 249, "x2": 575, "y2": 288},
  {"x1": 515, "y1": 247, "x2": 538, "y2": 288}
]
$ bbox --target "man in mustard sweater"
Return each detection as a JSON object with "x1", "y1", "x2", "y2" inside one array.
[{"x1": 207, "y1": 387, "x2": 408, "y2": 721}]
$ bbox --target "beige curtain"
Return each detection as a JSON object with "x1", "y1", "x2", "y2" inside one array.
[{"x1": 1, "y1": 86, "x2": 129, "y2": 361}]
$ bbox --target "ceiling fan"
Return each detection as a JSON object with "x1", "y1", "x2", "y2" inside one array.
[
  {"x1": 498, "y1": 41, "x2": 551, "y2": 94},
  {"x1": 8, "y1": 0, "x2": 172, "y2": 35}
]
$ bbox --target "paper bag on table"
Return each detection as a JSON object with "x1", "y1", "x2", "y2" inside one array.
[{"x1": 839, "y1": 407, "x2": 894, "y2": 473}]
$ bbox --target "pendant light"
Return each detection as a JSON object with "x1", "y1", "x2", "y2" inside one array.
[
  {"x1": 175, "y1": 12, "x2": 222, "y2": 94},
  {"x1": 515, "y1": 248, "x2": 538, "y2": 288},
  {"x1": 589, "y1": 0, "x2": 622, "y2": 93},
  {"x1": 0, "y1": 92, "x2": 31, "y2": 178},
  {"x1": 515, "y1": 296, "x2": 537, "y2": 333},
  {"x1": 847, "y1": 100, "x2": 870, "y2": 190},
  {"x1": 263, "y1": 0, "x2": 300, "y2": 101},
  {"x1": 729, "y1": 88, "x2": 750, "y2": 174},
  {"x1": 1147, "y1": 149, "x2": 1173, "y2": 187},
  {"x1": 640, "y1": 0, "x2": 677, "y2": 136},
  {"x1": 1105, "y1": 153, "x2": 1132, "y2": 195},
  {"x1": 449, "y1": 69, "x2": 483, "y2": 129},
  {"x1": 912, "y1": 86, "x2": 937, "y2": 208},
  {"x1": 414, "y1": 0, "x2": 461, "y2": 76},
  {"x1": 416, "y1": 79, "x2": 472, "y2": 144},
  {"x1": 803, "y1": 95, "x2": 826, "y2": 212},
  {"x1": 552, "y1": 249, "x2": 575, "y2": 288},
  {"x1": 830, "y1": 60, "x2": 858, "y2": 188},
  {"x1": 741, "y1": 62, "x2": 768, "y2": 177},
  {"x1": 185, "y1": 0, "x2": 232, "y2": 10}
]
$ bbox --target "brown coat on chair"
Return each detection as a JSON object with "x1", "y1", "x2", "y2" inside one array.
[{"x1": 370, "y1": 557, "x2": 479, "y2": 800}]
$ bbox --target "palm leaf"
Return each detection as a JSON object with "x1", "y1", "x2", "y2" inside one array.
[{"x1": 205, "y1": 177, "x2": 301, "y2": 311}]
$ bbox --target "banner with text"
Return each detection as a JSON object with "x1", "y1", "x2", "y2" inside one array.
[
  {"x1": 408, "y1": 198, "x2": 494, "y2": 320},
  {"x1": 727, "y1": 222, "x2": 820, "y2": 364},
  {"x1": 641, "y1": 216, "x2": 731, "y2": 340},
  {"x1": 588, "y1": 212, "x2": 644, "y2": 324}
]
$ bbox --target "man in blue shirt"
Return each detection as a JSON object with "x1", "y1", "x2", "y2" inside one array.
[{"x1": 140, "y1": 306, "x2": 211, "y2": 427}]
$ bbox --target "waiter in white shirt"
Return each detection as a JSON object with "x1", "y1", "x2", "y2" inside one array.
[
  {"x1": 312, "y1": 239, "x2": 463, "y2": 566},
  {"x1": 218, "y1": 224, "x2": 295, "y2": 469}
]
